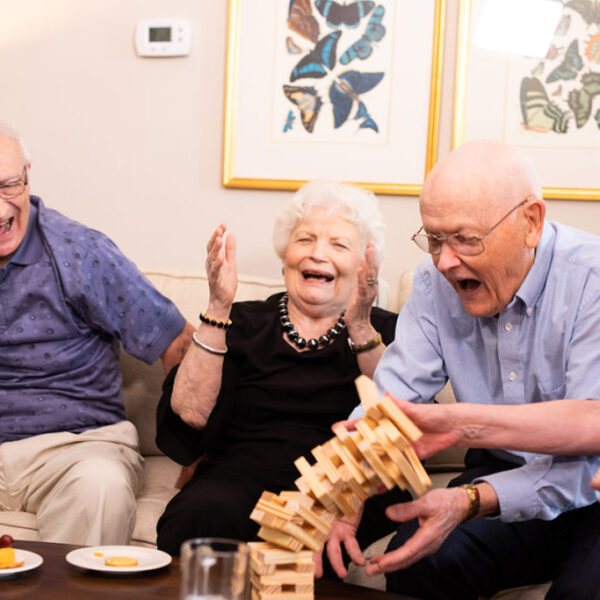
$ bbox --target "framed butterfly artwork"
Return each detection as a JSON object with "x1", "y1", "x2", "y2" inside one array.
[
  {"x1": 222, "y1": 0, "x2": 446, "y2": 195},
  {"x1": 453, "y1": 0, "x2": 600, "y2": 200}
]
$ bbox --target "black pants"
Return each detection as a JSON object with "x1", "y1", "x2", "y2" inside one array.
[
  {"x1": 386, "y1": 450, "x2": 600, "y2": 600},
  {"x1": 157, "y1": 460, "x2": 410, "y2": 567}
]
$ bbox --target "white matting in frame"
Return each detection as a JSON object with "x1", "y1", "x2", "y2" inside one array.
[
  {"x1": 454, "y1": 0, "x2": 600, "y2": 200},
  {"x1": 223, "y1": 0, "x2": 446, "y2": 195}
]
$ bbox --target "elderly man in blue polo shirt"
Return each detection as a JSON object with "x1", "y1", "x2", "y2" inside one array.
[
  {"x1": 330, "y1": 140, "x2": 600, "y2": 598},
  {"x1": 0, "y1": 122, "x2": 193, "y2": 545}
]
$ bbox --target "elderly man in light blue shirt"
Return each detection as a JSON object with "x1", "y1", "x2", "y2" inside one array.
[{"x1": 345, "y1": 140, "x2": 600, "y2": 599}]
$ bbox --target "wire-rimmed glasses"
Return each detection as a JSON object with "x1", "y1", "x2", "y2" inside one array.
[
  {"x1": 0, "y1": 166, "x2": 28, "y2": 200},
  {"x1": 411, "y1": 198, "x2": 529, "y2": 257}
]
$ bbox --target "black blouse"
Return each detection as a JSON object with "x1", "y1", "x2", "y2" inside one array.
[{"x1": 156, "y1": 293, "x2": 398, "y2": 486}]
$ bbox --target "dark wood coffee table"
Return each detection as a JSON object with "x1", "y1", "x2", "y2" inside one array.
[{"x1": 0, "y1": 541, "x2": 414, "y2": 599}]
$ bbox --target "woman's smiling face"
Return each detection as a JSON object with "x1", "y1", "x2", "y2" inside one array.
[{"x1": 283, "y1": 208, "x2": 364, "y2": 317}]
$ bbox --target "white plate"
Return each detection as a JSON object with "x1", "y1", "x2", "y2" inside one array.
[
  {"x1": 0, "y1": 549, "x2": 44, "y2": 577},
  {"x1": 65, "y1": 545, "x2": 172, "y2": 574}
]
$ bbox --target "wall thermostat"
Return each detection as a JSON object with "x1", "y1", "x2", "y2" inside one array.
[{"x1": 135, "y1": 19, "x2": 192, "y2": 57}]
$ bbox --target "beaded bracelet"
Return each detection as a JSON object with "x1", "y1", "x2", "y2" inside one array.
[
  {"x1": 199, "y1": 311, "x2": 232, "y2": 329},
  {"x1": 347, "y1": 332, "x2": 382, "y2": 354},
  {"x1": 192, "y1": 332, "x2": 227, "y2": 355}
]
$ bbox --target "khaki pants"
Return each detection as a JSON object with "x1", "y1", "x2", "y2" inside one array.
[{"x1": 0, "y1": 421, "x2": 144, "y2": 545}]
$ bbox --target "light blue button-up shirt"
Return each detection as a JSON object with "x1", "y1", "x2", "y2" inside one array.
[{"x1": 363, "y1": 222, "x2": 600, "y2": 522}]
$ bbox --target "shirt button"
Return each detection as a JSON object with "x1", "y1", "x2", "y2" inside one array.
[
  {"x1": 504, "y1": 322, "x2": 512, "y2": 332},
  {"x1": 526, "y1": 307, "x2": 533, "y2": 316},
  {"x1": 515, "y1": 512, "x2": 523, "y2": 519},
  {"x1": 508, "y1": 372, "x2": 516, "y2": 382}
]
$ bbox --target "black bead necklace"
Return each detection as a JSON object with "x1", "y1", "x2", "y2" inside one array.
[{"x1": 278, "y1": 293, "x2": 345, "y2": 350}]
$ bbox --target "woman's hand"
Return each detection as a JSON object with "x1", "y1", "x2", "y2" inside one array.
[
  {"x1": 206, "y1": 223, "x2": 237, "y2": 314},
  {"x1": 344, "y1": 241, "x2": 380, "y2": 331}
]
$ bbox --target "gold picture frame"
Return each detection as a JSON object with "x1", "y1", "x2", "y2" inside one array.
[
  {"x1": 222, "y1": 0, "x2": 447, "y2": 195},
  {"x1": 453, "y1": 0, "x2": 600, "y2": 201}
]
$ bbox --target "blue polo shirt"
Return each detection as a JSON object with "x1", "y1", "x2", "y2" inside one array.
[{"x1": 0, "y1": 196, "x2": 186, "y2": 443}]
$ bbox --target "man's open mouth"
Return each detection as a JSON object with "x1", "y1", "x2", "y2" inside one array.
[
  {"x1": 458, "y1": 278, "x2": 480, "y2": 292},
  {"x1": 0, "y1": 217, "x2": 13, "y2": 235},
  {"x1": 302, "y1": 270, "x2": 334, "y2": 282}
]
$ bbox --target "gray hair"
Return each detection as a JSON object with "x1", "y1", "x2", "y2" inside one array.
[
  {"x1": 0, "y1": 120, "x2": 31, "y2": 163},
  {"x1": 273, "y1": 180, "x2": 385, "y2": 260}
]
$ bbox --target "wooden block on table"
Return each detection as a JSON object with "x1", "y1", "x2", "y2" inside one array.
[{"x1": 249, "y1": 542, "x2": 313, "y2": 566}]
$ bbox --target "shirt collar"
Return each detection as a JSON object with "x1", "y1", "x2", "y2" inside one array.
[
  {"x1": 511, "y1": 222, "x2": 554, "y2": 312},
  {"x1": 6, "y1": 195, "x2": 43, "y2": 267}
]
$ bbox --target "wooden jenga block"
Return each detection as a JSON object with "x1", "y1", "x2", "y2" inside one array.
[
  {"x1": 257, "y1": 526, "x2": 304, "y2": 552},
  {"x1": 311, "y1": 444, "x2": 364, "y2": 514},
  {"x1": 403, "y1": 445, "x2": 433, "y2": 496},
  {"x1": 249, "y1": 542, "x2": 314, "y2": 600},
  {"x1": 294, "y1": 456, "x2": 346, "y2": 517},
  {"x1": 380, "y1": 392, "x2": 423, "y2": 442},
  {"x1": 332, "y1": 423, "x2": 383, "y2": 490},
  {"x1": 252, "y1": 491, "x2": 332, "y2": 552},
  {"x1": 355, "y1": 419, "x2": 401, "y2": 490},
  {"x1": 279, "y1": 491, "x2": 336, "y2": 536},
  {"x1": 355, "y1": 374, "x2": 423, "y2": 442},
  {"x1": 318, "y1": 440, "x2": 370, "y2": 502}
]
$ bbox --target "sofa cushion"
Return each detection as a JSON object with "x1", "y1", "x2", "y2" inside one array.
[{"x1": 130, "y1": 455, "x2": 180, "y2": 547}]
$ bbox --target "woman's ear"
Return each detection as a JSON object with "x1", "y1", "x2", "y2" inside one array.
[{"x1": 524, "y1": 197, "x2": 545, "y2": 249}]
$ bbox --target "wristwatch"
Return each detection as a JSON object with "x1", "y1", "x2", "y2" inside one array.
[{"x1": 461, "y1": 484, "x2": 480, "y2": 522}]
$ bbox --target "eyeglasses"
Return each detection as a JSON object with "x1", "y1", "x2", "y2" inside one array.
[
  {"x1": 411, "y1": 198, "x2": 529, "y2": 257},
  {"x1": 0, "y1": 166, "x2": 28, "y2": 200}
]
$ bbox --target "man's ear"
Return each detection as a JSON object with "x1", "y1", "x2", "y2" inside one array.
[{"x1": 524, "y1": 197, "x2": 545, "y2": 249}]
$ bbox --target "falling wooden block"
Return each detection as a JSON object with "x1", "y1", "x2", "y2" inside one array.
[
  {"x1": 355, "y1": 419, "x2": 401, "y2": 490},
  {"x1": 332, "y1": 423, "x2": 383, "y2": 491},
  {"x1": 294, "y1": 456, "x2": 350, "y2": 517},
  {"x1": 355, "y1": 374, "x2": 423, "y2": 442}
]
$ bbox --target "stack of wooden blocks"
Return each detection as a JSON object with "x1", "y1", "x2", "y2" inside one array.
[{"x1": 248, "y1": 375, "x2": 432, "y2": 600}]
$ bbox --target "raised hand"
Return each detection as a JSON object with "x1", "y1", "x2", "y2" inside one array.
[
  {"x1": 344, "y1": 241, "x2": 380, "y2": 330},
  {"x1": 205, "y1": 223, "x2": 237, "y2": 313}
]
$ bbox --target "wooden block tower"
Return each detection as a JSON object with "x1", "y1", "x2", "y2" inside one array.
[{"x1": 248, "y1": 375, "x2": 432, "y2": 600}]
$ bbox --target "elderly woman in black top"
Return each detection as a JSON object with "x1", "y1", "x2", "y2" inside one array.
[{"x1": 156, "y1": 181, "x2": 406, "y2": 570}]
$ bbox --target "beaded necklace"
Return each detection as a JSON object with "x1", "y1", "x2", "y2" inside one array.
[{"x1": 278, "y1": 293, "x2": 345, "y2": 350}]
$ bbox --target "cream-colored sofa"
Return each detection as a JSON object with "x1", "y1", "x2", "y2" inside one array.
[{"x1": 0, "y1": 271, "x2": 548, "y2": 598}]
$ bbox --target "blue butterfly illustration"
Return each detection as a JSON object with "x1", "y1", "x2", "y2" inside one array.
[
  {"x1": 546, "y1": 39, "x2": 583, "y2": 83},
  {"x1": 354, "y1": 101, "x2": 378, "y2": 132},
  {"x1": 340, "y1": 4, "x2": 385, "y2": 65},
  {"x1": 315, "y1": 0, "x2": 375, "y2": 29},
  {"x1": 290, "y1": 31, "x2": 341, "y2": 81},
  {"x1": 329, "y1": 70, "x2": 384, "y2": 128},
  {"x1": 283, "y1": 110, "x2": 296, "y2": 132},
  {"x1": 283, "y1": 85, "x2": 323, "y2": 133}
]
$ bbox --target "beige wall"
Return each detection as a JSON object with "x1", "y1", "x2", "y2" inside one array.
[{"x1": 1, "y1": 1, "x2": 599, "y2": 288}]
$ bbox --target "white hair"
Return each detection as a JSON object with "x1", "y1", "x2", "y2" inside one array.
[
  {"x1": 0, "y1": 120, "x2": 31, "y2": 163},
  {"x1": 273, "y1": 180, "x2": 385, "y2": 260}
]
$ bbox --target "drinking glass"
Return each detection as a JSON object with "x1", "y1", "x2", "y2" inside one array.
[{"x1": 179, "y1": 538, "x2": 249, "y2": 600}]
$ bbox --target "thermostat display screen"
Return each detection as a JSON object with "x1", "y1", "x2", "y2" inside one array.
[
  {"x1": 149, "y1": 27, "x2": 171, "y2": 42},
  {"x1": 135, "y1": 19, "x2": 191, "y2": 57}
]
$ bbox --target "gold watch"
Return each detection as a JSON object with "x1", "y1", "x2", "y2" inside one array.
[{"x1": 461, "y1": 484, "x2": 480, "y2": 523}]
